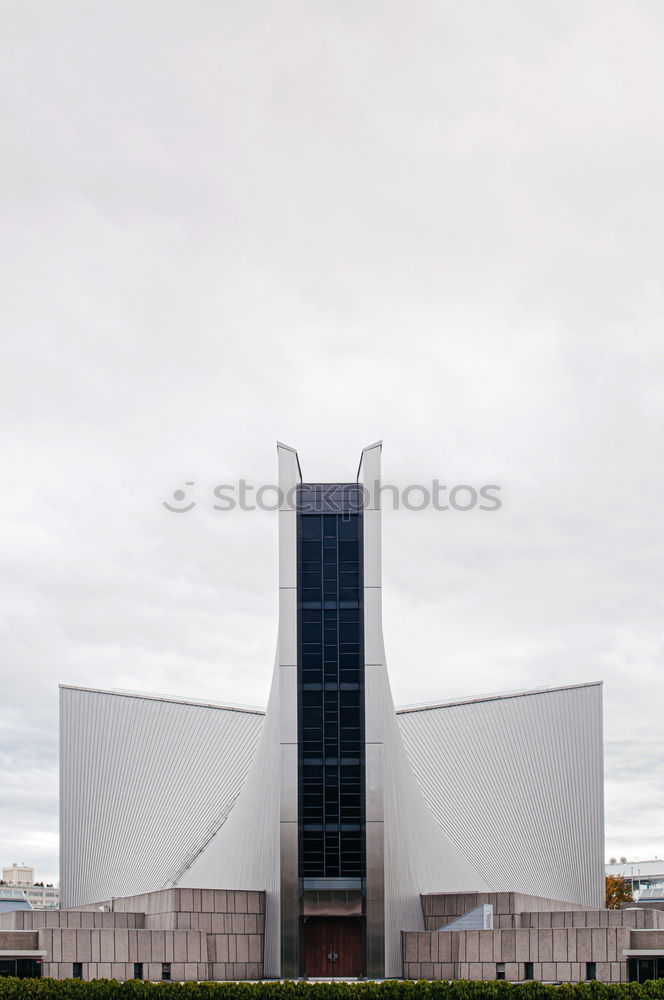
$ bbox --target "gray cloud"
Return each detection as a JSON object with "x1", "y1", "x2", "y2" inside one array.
[{"x1": 1, "y1": 0, "x2": 663, "y2": 884}]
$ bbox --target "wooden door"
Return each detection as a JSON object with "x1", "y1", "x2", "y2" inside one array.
[{"x1": 303, "y1": 917, "x2": 363, "y2": 977}]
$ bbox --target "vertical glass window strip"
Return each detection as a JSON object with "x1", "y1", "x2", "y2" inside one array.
[{"x1": 297, "y1": 485, "x2": 365, "y2": 879}]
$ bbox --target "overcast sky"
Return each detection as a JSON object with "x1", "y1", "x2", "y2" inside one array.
[{"x1": 2, "y1": 0, "x2": 663, "y2": 886}]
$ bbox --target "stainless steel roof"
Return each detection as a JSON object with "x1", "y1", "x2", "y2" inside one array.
[{"x1": 61, "y1": 679, "x2": 603, "y2": 911}]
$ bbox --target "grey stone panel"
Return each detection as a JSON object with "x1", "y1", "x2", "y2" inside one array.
[
  {"x1": 553, "y1": 928, "x2": 568, "y2": 961},
  {"x1": 100, "y1": 930, "x2": 115, "y2": 963},
  {"x1": 502, "y1": 930, "x2": 516, "y2": 962},
  {"x1": 248, "y1": 935, "x2": 262, "y2": 963},
  {"x1": 596, "y1": 963, "x2": 611, "y2": 982},
  {"x1": 2, "y1": 910, "x2": 146, "y2": 931},
  {"x1": 144, "y1": 913, "x2": 174, "y2": 930},
  {"x1": 174, "y1": 930, "x2": 188, "y2": 962},
  {"x1": 400, "y1": 924, "x2": 639, "y2": 982},
  {"x1": 613, "y1": 962, "x2": 628, "y2": 982},
  {"x1": 631, "y1": 928, "x2": 664, "y2": 949},
  {"x1": 422, "y1": 892, "x2": 593, "y2": 931},
  {"x1": 113, "y1": 929, "x2": 128, "y2": 962},
  {"x1": 515, "y1": 930, "x2": 529, "y2": 961},
  {"x1": 33, "y1": 893, "x2": 263, "y2": 981}
]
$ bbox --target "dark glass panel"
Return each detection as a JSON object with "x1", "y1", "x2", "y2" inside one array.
[
  {"x1": 302, "y1": 517, "x2": 321, "y2": 540},
  {"x1": 301, "y1": 591, "x2": 322, "y2": 605},
  {"x1": 297, "y1": 485, "x2": 365, "y2": 879},
  {"x1": 338, "y1": 517, "x2": 357, "y2": 539},
  {"x1": 301, "y1": 541, "x2": 322, "y2": 562},
  {"x1": 302, "y1": 624, "x2": 322, "y2": 644}
]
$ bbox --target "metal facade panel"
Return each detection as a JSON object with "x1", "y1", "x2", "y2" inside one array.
[
  {"x1": 380, "y1": 664, "x2": 490, "y2": 975},
  {"x1": 59, "y1": 686, "x2": 262, "y2": 909},
  {"x1": 175, "y1": 665, "x2": 282, "y2": 977},
  {"x1": 360, "y1": 442, "x2": 488, "y2": 977},
  {"x1": 360, "y1": 442, "x2": 386, "y2": 977},
  {"x1": 60, "y1": 682, "x2": 604, "y2": 926},
  {"x1": 396, "y1": 682, "x2": 605, "y2": 908},
  {"x1": 276, "y1": 443, "x2": 301, "y2": 977}
]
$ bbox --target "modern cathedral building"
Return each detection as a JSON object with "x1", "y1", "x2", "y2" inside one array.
[{"x1": 7, "y1": 443, "x2": 650, "y2": 984}]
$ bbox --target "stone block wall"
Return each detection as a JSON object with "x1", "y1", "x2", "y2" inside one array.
[
  {"x1": 37, "y1": 927, "x2": 263, "y2": 981},
  {"x1": 631, "y1": 929, "x2": 664, "y2": 951},
  {"x1": 0, "y1": 930, "x2": 41, "y2": 951},
  {"x1": 1, "y1": 887, "x2": 265, "y2": 981},
  {"x1": 522, "y1": 909, "x2": 664, "y2": 929},
  {"x1": 0, "y1": 910, "x2": 144, "y2": 930},
  {"x1": 402, "y1": 926, "x2": 634, "y2": 982},
  {"x1": 422, "y1": 893, "x2": 593, "y2": 931}
]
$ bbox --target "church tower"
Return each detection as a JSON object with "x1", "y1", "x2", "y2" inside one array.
[{"x1": 178, "y1": 443, "x2": 487, "y2": 977}]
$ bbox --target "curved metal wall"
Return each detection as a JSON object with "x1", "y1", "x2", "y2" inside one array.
[
  {"x1": 360, "y1": 442, "x2": 488, "y2": 977},
  {"x1": 379, "y1": 647, "x2": 491, "y2": 974},
  {"x1": 59, "y1": 685, "x2": 263, "y2": 909},
  {"x1": 175, "y1": 661, "x2": 282, "y2": 977},
  {"x1": 397, "y1": 682, "x2": 605, "y2": 908},
  {"x1": 61, "y1": 680, "x2": 604, "y2": 917}
]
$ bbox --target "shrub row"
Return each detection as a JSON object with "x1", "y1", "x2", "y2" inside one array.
[{"x1": 0, "y1": 981, "x2": 663, "y2": 1000}]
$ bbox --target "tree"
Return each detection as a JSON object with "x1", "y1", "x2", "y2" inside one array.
[{"x1": 605, "y1": 874, "x2": 633, "y2": 908}]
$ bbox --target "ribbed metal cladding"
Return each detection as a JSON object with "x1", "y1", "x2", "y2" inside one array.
[
  {"x1": 175, "y1": 658, "x2": 282, "y2": 977},
  {"x1": 396, "y1": 682, "x2": 605, "y2": 908},
  {"x1": 360, "y1": 442, "x2": 488, "y2": 978},
  {"x1": 60, "y1": 681, "x2": 604, "y2": 921},
  {"x1": 59, "y1": 685, "x2": 263, "y2": 909}
]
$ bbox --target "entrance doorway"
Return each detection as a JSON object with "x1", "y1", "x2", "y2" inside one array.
[{"x1": 303, "y1": 917, "x2": 363, "y2": 977}]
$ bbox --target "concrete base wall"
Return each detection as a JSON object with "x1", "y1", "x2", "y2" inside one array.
[
  {"x1": 5, "y1": 887, "x2": 663, "y2": 983},
  {"x1": 0, "y1": 889, "x2": 265, "y2": 981},
  {"x1": 403, "y1": 927, "x2": 632, "y2": 982},
  {"x1": 422, "y1": 892, "x2": 594, "y2": 931},
  {"x1": 406, "y1": 897, "x2": 664, "y2": 982},
  {"x1": 0, "y1": 911, "x2": 144, "y2": 929}
]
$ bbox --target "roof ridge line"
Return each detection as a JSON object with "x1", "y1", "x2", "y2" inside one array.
[
  {"x1": 58, "y1": 684, "x2": 265, "y2": 715},
  {"x1": 396, "y1": 680, "x2": 603, "y2": 714}
]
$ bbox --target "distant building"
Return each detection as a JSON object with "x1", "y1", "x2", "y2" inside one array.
[
  {"x1": 2, "y1": 866, "x2": 59, "y2": 910},
  {"x1": 2, "y1": 865, "x2": 34, "y2": 887},
  {"x1": 22, "y1": 887, "x2": 60, "y2": 910},
  {"x1": 605, "y1": 860, "x2": 664, "y2": 905}
]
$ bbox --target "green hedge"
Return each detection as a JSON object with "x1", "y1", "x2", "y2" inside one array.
[{"x1": 1, "y1": 981, "x2": 664, "y2": 1000}]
